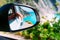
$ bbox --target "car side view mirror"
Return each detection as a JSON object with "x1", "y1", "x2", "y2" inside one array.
[{"x1": 0, "y1": 3, "x2": 40, "y2": 32}]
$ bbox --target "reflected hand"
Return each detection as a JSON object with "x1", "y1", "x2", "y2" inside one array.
[{"x1": 16, "y1": 13, "x2": 23, "y2": 20}]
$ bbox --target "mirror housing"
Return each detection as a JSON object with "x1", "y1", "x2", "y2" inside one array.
[{"x1": 0, "y1": 3, "x2": 40, "y2": 32}]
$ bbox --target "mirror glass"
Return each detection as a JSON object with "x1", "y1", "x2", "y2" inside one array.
[{"x1": 8, "y1": 6, "x2": 37, "y2": 31}]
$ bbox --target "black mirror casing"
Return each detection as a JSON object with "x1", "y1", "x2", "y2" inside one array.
[
  {"x1": 0, "y1": 3, "x2": 14, "y2": 32},
  {"x1": 0, "y1": 3, "x2": 40, "y2": 32}
]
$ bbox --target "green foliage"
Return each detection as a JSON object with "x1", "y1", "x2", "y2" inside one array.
[
  {"x1": 0, "y1": 0, "x2": 14, "y2": 6},
  {"x1": 22, "y1": 20, "x2": 60, "y2": 40},
  {"x1": 53, "y1": 20, "x2": 60, "y2": 33},
  {"x1": 0, "y1": 0, "x2": 7, "y2": 6},
  {"x1": 55, "y1": 2, "x2": 60, "y2": 6}
]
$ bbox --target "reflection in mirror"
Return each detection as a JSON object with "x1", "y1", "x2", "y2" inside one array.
[{"x1": 8, "y1": 6, "x2": 37, "y2": 31}]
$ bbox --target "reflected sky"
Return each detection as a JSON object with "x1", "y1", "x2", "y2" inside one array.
[{"x1": 20, "y1": 6, "x2": 33, "y2": 12}]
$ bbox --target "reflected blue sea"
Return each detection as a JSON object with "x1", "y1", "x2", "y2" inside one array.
[
  {"x1": 23, "y1": 12, "x2": 37, "y2": 24},
  {"x1": 55, "y1": 14, "x2": 60, "y2": 19}
]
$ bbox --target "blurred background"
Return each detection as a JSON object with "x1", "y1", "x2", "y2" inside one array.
[{"x1": 0, "y1": 0, "x2": 60, "y2": 40}]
